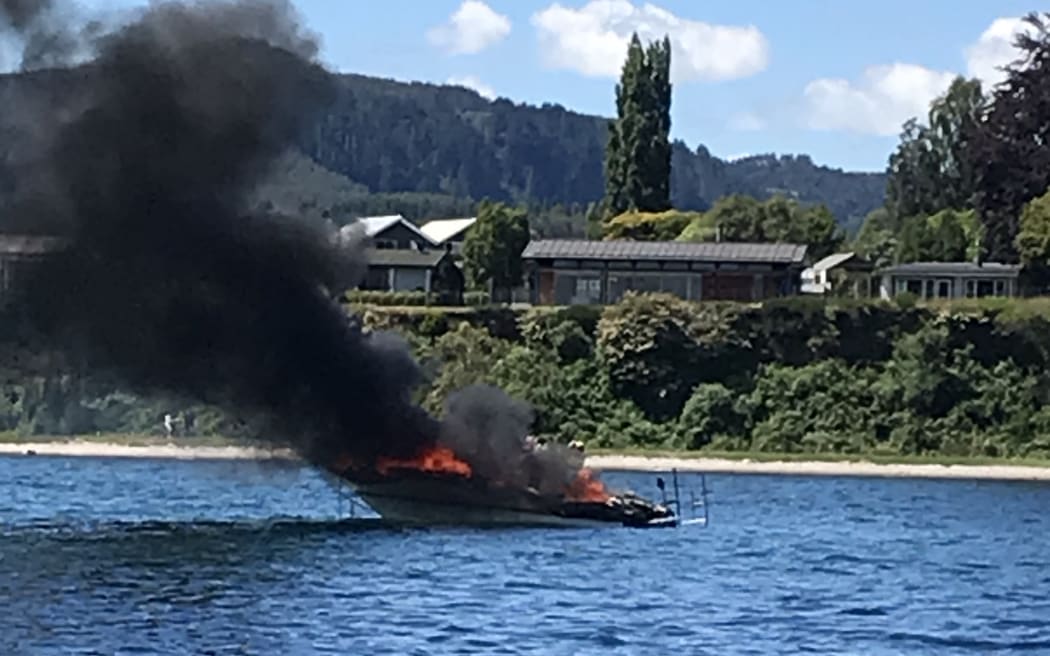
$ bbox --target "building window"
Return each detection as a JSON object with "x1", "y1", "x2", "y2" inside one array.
[
  {"x1": 898, "y1": 279, "x2": 923, "y2": 296},
  {"x1": 994, "y1": 280, "x2": 1007, "y2": 297},
  {"x1": 936, "y1": 279, "x2": 952, "y2": 299},
  {"x1": 554, "y1": 272, "x2": 602, "y2": 305},
  {"x1": 374, "y1": 239, "x2": 397, "y2": 250},
  {"x1": 575, "y1": 277, "x2": 600, "y2": 298}
]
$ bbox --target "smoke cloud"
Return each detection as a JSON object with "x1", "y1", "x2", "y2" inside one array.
[{"x1": 0, "y1": 0, "x2": 590, "y2": 494}]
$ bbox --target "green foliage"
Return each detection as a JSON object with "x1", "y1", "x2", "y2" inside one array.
[
  {"x1": 347, "y1": 290, "x2": 432, "y2": 306},
  {"x1": 893, "y1": 208, "x2": 980, "y2": 263},
  {"x1": 603, "y1": 33, "x2": 673, "y2": 217},
  {"x1": 852, "y1": 208, "x2": 897, "y2": 267},
  {"x1": 596, "y1": 292, "x2": 704, "y2": 421},
  {"x1": 602, "y1": 209, "x2": 698, "y2": 240},
  {"x1": 886, "y1": 77, "x2": 985, "y2": 222},
  {"x1": 678, "y1": 383, "x2": 746, "y2": 449},
  {"x1": 14, "y1": 294, "x2": 1050, "y2": 459},
  {"x1": 462, "y1": 201, "x2": 530, "y2": 299},
  {"x1": 966, "y1": 13, "x2": 1050, "y2": 261},
  {"x1": 682, "y1": 194, "x2": 845, "y2": 259},
  {"x1": 1016, "y1": 189, "x2": 1050, "y2": 268},
  {"x1": 676, "y1": 211, "x2": 719, "y2": 242}
]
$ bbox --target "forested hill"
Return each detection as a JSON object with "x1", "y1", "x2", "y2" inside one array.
[
  {"x1": 0, "y1": 68, "x2": 887, "y2": 227},
  {"x1": 302, "y1": 73, "x2": 888, "y2": 225}
]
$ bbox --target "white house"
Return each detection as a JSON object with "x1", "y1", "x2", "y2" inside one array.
[{"x1": 801, "y1": 252, "x2": 875, "y2": 297}]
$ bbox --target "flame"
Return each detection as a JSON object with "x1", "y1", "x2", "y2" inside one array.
[
  {"x1": 567, "y1": 468, "x2": 611, "y2": 503},
  {"x1": 376, "y1": 445, "x2": 472, "y2": 478}
]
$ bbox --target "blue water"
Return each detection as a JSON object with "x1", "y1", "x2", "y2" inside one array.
[{"x1": 2, "y1": 456, "x2": 1049, "y2": 655}]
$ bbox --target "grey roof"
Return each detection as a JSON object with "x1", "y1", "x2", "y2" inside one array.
[
  {"x1": 521, "y1": 239, "x2": 808, "y2": 264},
  {"x1": 365, "y1": 248, "x2": 447, "y2": 268},
  {"x1": 879, "y1": 262, "x2": 1022, "y2": 277}
]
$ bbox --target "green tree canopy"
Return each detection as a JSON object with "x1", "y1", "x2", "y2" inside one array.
[
  {"x1": 602, "y1": 209, "x2": 698, "y2": 241},
  {"x1": 678, "y1": 194, "x2": 844, "y2": 259},
  {"x1": 886, "y1": 77, "x2": 985, "y2": 223},
  {"x1": 893, "y1": 209, "x2": 979, "y2": 263},
  {"x1": 852, "y1": 208, "x2": 897, "y2": 267},
  {"x1": 462, "y1": 201, "x2": 530, "y2": 300},
  {"x1": 966, "y1": 12, "x2": 1050, "y2": 261},
  {"x1": 1016, "y1": 189, "x2": 1050, "y2": 269}
]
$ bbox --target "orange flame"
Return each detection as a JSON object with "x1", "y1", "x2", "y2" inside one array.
[
  {"x1": 567, "y1": 468, "x2": 611, "y2": 503},
  {"x1": 376, "y1": 445, "x2": 472, "y2": 478}
]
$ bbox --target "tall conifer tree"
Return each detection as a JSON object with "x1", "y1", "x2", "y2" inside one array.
[{"x1": 603, "y1": 33, "x2": 673, "y2": 222}]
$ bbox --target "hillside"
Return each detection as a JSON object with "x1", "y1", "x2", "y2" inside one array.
[
  {"x1": 0, "y1": 69, "x2": 888, "y2": 230},
  {"x1": 302, "y1": 73, "x2": 888, "y2": 225}
]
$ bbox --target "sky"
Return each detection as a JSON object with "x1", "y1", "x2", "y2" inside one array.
[{"x1": 10, "y1": 0, "x2": 1049, "y2": 172}]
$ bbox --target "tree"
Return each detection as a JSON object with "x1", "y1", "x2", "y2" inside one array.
[
  {"x1": 1012, "y1": 186, "x2": 1050, "y2": 277},
  {"x1": 886, "y1": 77, "x2": 985, "y2": 223},
  {"x1": 602, "y1": 209, "x2": 698, "y2": 241},
  {"x1": 681, "y1": 194, "x2": 844, "y2": 259},
  {"x1": 893, "y1": 209, "x2": 977, "y2": 263},
  {"x1": 967, "y1": 13, "x2": 1050, "y2": 261},
  {"x1": 852, "y1": 208, "x2": 897, "y2": 267},
  {"x1": 462, "y1": 200, "x2": 530, "y2": 302},
  {"x1": 603, "y1": 33, "x2": 673, "y2": 218}
]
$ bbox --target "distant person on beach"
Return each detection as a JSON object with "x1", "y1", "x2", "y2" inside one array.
[{"x1": 163, "y1": 413, "x2": 174, "y2": 438}]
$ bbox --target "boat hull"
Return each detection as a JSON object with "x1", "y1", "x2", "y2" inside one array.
[
  {"x1": 337, "y1": 469, "x2": 676, "y2": 529},
  {"x1": 356, "y1": 489, "x2": 612, "y2": 528}
]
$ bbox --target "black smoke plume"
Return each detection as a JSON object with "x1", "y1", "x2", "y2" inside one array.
[
  {"x1": 3, "y1": 0, "x2": 443, "y2": 466},
  {"x1": 0, "y1": 0, "x2": 592, "y2": 494}
]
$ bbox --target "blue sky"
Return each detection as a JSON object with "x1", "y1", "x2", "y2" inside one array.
[{"x1": 55, "y1": 1, "x2": 1050, "y2": 171}]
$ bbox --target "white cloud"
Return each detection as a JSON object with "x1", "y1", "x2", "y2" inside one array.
[
  {"x1": 446, "y1": 75, "x2": 496, "y2": 99},
  {"x1": 966, "y1": 17, "x2": 1030, "y2": 87},
  {"x1": 728, "y1": 113, "x2": 766, "y2": 132},
  {"x1": 799, "y1": 16, "x2": 1040, "y2": 136},
  {"x1": 530, "y1": 0, "x2": 769, "y2": 82},
  {"x1": 803, "y1": 63, "x2": 957, "y2": 136},
  {"x1": 427, "y1": 1, "x2": 511, "y2": 55}
]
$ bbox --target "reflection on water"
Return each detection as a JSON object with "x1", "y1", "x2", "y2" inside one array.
[{"x1": 2, "y1": 455, "x2": 1050, "y2": 655}]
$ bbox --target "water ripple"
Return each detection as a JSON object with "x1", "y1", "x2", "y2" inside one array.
[{"x1": 1, "y1": 456, "x2": 1050, "y2": 655}]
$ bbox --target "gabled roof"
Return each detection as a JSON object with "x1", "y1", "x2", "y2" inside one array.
[
  {"x1": 347, "y1": 215, "x2": 436, "y2": 246},
  {"x1": 521, "y1": 239, "x2": 808, "y2": 265},
  {"x1": 420, "y1": 217, "x2": 476, "y2": 244},
  {"x1": 365, "y1": 248, "x2": 448, "y2": 268},
  {"x1": 879, "y1": 262, "x2": 1022, "y2": 277}
]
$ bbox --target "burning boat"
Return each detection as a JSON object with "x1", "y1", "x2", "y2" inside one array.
[{"x1": 327, "y1": 444, "x2": 677, "y2": 528}]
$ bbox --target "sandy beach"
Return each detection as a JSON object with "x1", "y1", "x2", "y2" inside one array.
[
  {"x1": 1, "y1": 441, "x2": 1049, "y2": 481},
  {"x1": 0, "y1": 441, "x2": 296, "y2": 461},
  {"x1": 586, "y1": 455, "x2": 1050, "y2": 481}
]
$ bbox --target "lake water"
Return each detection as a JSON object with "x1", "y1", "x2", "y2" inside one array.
[{"x1": 1, "y1": 455, "x2": 1049, "y2": 655}]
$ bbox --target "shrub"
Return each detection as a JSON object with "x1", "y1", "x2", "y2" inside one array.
[{"x1": 677, "y1": 383, "x2": 746, "y2": 449}]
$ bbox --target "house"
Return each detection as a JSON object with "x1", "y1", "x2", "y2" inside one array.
[
  {"x1": 0, "y1": 234, "x2": 67, "y2": 303},
  {"x1": 801, "y1": 252, "x2": 875, "y2": 297},
  {"x1": 360, "y1": 247, "x2": 463, "y2": 298},
  {"x1": 420, "y1": 217, "x2": 476, "y2": 255},
  {"x1": 345, "y1": 215, "x2": 437, "y2": 251},
  {"x1": 876, "y1": 262, "x2": 1022, "y2": 300},
  {"x1": 339, "y1": 215, "x2": 467, "y2": 297},
  {"x1": 521, "y1": 239, "x2": 808, "y2": 305}
]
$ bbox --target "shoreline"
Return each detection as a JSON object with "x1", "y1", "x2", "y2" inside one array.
[{"x1": 1, "y1": 440, "x2": 1050, "y2": 481}]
